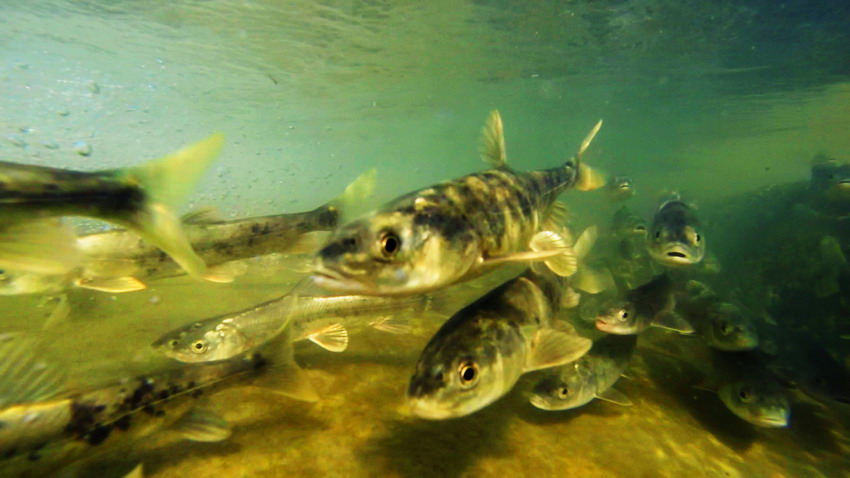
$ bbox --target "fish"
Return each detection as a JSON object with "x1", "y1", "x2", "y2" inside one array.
[
  {"x1": 605, "y1": 176, "x2": 635, "y2": 202},
  {"x1": 153, "y1": 282, "x2": 433, "y2": 363},
  {"x1": 646, "y1": 193, "x2": 705, "y2": 267},
  {"x1": 762, "y1": 329, "x2": 850, "y2": 404},
  {"x1": 0, "y1": 332, "x2": 316, "y2": 477},
  {"x1": 313, "y1": 110, "x2": 605, "y2": 295},
  {"x1": 595, "y1": 273, "x2": 693, "y2": 335},
  {"x1": 809, "y1": 154, "x2": 850, "y2": 204},
  {"x1": 529, "y1": 334, "x2": 636, "y2": 411},
  {"x1": 0, "y1": 134, "x2": 224, "y2": 278},
  {"x1": 406, "y1": 266, "x2": 593, "y2": 420},
  {"x1": 705, "y1": 349, "x2": 791, "y2": 428},
  {"x1": 677, "y1": 281, "x2": 759, "y2": 351},
  {"x1": 0, "y1": 169, "x2": 376, "y2": 296}
]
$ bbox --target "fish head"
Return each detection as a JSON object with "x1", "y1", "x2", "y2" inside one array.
[
  {"x1": 406, "y1": 315, "x2": 515, "y2": 419},
  {"x1": 810, "y1": 158, "x2": 850, "y2": 202},
  {"x1": 718, "y1": 380, "x2": 790, "y2": 428},
  {"x1": 152, "y1": 321, "x2": 248, "y2": 363},
  {"x1": 595, "y1": 300, "x2": 639, "y2": 334},
  {"x1": 313, "y1": 208, "x2": 478, "y2": 295},
  {"x1": 607, "y1": 176, "x2": 634, "y2": 201},
  {"x1": 647, "y1": 202, "x2": 705, "y2": 267},
  {"x1": 708, "y1": 304, "x2": 759, "y2": 351},
  {"x1": 529, "y1": 362, "x2": 595, "y2": 410}
]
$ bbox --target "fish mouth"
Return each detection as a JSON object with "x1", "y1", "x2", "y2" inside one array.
[
  {"x1": 406, "y1": 398, "x2": 458, "y2": 420},
  {"x1": 529, "y1": 394, "x2": 564, "y2": 411},
  {"x1": 755, "y1": 415, "x2": 788, "y2": 427}
]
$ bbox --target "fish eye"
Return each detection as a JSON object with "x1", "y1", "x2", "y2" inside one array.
[
  {"x1": 619, "y1": 309, "x2": 630, "y2": 321},
  {"x1": 557, "y1": 386, "x2": 569, "y2": 399},
  {"x1": 695, "y1": 234, "x2": 701, "y2": 243},
  {"x1": 719, "y1": 322, "x2": 731, "y2": 335},
  {"x1": 191, "y1": 340, "x2": 208, "y2": 354},
  {"x1": 654, "y1": 230, "x2": 661, "y2": 239},
  {"x1": 458, "y1": 361, "x2": 479, "y2": 388},
  {"x1": 739, "y1": 388, "x2": 753, "y2": 403},
  {"x1": 168, "y1": 339, "x2": 179, "y2": 348},
  {"x1": 379, "y1": 231, "x2": 402, "y2": 257}
]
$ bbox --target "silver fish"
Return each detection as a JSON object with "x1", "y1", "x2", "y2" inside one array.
[
  {"x1": 530, "y1": 334, "x2": 636, "y2": 411},
  {"x1": 605, "y1": 176, "x2": 635, "y2": 202},
  {"x1": 595, "y1": 274, "x2": 693, "y2": 335},
  {"x1": 709, "y1": 349, "x2": 790, "y2": 428},
  {"x1": 313, "y1": 111, "x2": 604, "y2": 295},
  {"x1": 0, "y1": 134, "x2": 223, "y2": 278},
  {"x1": 677, "y1": 281, "x2": 758, "y2": 351},
  {"x1": 0, "y1": 334, "x2": 315, "y2": 477},
  {"x1": 406, "y1": 267, "x2": 592, "y2": 420},
  {"x1": 153, "y1": 284, "x2": 432, "y2": 363}
]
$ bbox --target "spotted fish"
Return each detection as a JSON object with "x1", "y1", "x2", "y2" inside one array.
[{"x1": 313, "y1": 111, "x2": 605, "y2": 295}]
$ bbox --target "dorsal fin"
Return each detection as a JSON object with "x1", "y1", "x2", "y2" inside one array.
[{"x1": 480, "y1": 110, "x2": 507, "y2": 168}]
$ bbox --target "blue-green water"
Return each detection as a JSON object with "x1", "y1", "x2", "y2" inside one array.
[{"x1": 1, "y1": 1, "x2": 849, "y2": 476}]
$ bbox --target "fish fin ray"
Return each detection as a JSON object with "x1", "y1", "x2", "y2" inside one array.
[
  {"x1": 120, "y1": 133, "x2": 224, "y2": 278},
  {"x1": 525, "y1": 328, "x2": 592, "y2": 372},
  {"x1": 331, "y1": 168, "x2": 377, "y2": 224},
  {"x1": 0, "y1": 334, "x2": 65, "y2": 405},
  {"x1": 172, "y1": 407, "x2": 231, "y2": 442},
  {"x1": 253, "y1": 334, "x2": 319, "y2": 402},
  {"x1": 480, "y1": 110, "x2": 507, "y2": 168},
  {"x1": 124, "y1": 464, "x2": 144, "y2": 478},
  {"x1": 652, "y1": 312, "x2": 694, "y2": 334},
  {"x1": 573, "y1": 226, "x2": 598, "y2": 261},
  {"x1": 181, "y1": 206, "x2": 223, "y2": 225},
  {"x1": 369, "y1": 316, "x2": 412, "y2": 335},
  {"x1": 307, "y1": 323, "x2": 349, "y2": 352},
  {"x1": 42, "y1": 294, "x2": 71, "y2": 328},
  {"x1": 0, "y1": 219, "x2": 81, "y2": 275},
  {"x1": 596, "y1": 387, "x2": 632, "y2": 406},
  {"x1": 572, "y1": 265, "x2": 615, "y2": 294},
  {"x1": 529, "y1": 230, "x2": 578, "y2": 277},
  {"x1": 204, "y1": 261, "x2": 249, "y2": 284},
  {"x1": 75, "y1": 276, "x2": 146, "y2": 293}
]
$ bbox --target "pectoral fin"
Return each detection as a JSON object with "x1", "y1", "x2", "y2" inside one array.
[
  {"x1": 307, "y1": 323, "x2": 349, "y2": 352},
  {"x1": 529, "y1": 230, "x2": 578, "y2": 277},
  {"x1": 369, "y1": 316, "x2": 413, "y2": 335},
  {"x1": 75, "y1": 276, "x2": 147, "y2": 293},
  {"x1": 652, "y1": 312, "x2": 694, "y2": 335},
  {"x1": 572, "y1": 265, "x2": 615, "y2": 294},
  {"x1": 172, "y1": 408, "x2": 231, "y2": 442},
  {"x1": 203, "y1": 262, "x2": 248, "y2": 283},
  {"x1": 525, "y1": 328, "x2": 592, "y2": 372},
  {"x1": 596, "y1": 387, "x2": 632, "y2": 406},
  {"x1": 251, "y1": 333, "x2": 319, "y2": 402}
]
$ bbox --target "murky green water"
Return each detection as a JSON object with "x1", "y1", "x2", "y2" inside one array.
[{"x1": 1, "y1": 1, "x2": 849, "y2": 476}]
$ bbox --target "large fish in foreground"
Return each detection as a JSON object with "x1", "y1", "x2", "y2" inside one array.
[
  {"x1": 406, "y1": 265, "x2": 592, "y2": 420},
  {"x1": 0, "y1": 333, "x2": 315, "y2": 477},
  {"x1": 313, "y1": 111, "x2": 605, "y2": 295},
  {"x1": 646, "y1": 193, "x2": 705, "y2": 267},
  {"x1": 0, "y1": 169, "x2": 376, "y2": 296},
  {"x1": 0, "y1": 134, "x2": 224, "y2": 278}
]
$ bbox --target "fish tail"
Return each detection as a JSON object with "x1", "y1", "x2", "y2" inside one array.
[
  {"x1": 572, "y1": 120, "x2": 606, "y2": 192},
  {"x1": 327, "y1": 167, "x2": 377, "y2": 224},
  {"x1": 119, "y1": 133, "x2": 225, "y2": 278}
]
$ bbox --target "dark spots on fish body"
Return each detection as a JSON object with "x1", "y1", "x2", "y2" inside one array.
[
  {"x1": 252, "y1": 353, "x2": 269, "y2": 371},
  {"x1": 155, "y1": 409, "x2": 166, "y2": 417},
  {"x1": 159, "y1": 390, "x2": 171, "y2": 400},
  {"x1": 191, "y1": 389, "x2": 204, "y2": 399},
  {"x1": 67, "y1": 401, "x2": 106, "y2": 438},
  {"x1": 320, "y1": 236, "x2": 359, "y2": 259},
  {"x1": 114, "y1": 415, "x2": 131, "y2": 431},
  {"x1": 86, "y1": 424, "x2": 113, "y2": 446},
  {"x1": 187, "y1": 381, "x2": 197, "y2": 389},
  {"x1": 143, "y1": 405, "x2": 156, "y2": 416},
  {"x1": 251, "y1": 224, "x2": 260, "y2": 234},
  {"x1": 3, "y1": 448, "x2": 16, "y2": 459}
]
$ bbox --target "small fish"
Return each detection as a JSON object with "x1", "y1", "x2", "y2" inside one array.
[
  {"x1": 605, "y1": 176, "x2": 635, "y2": 202},
  {"x1": 407, "y1": 267, "x2": 592, "y2": 420},
  {"x1": 595, "y1": 273, "x2": 693, "y2": 335},
  {"x1": 646, "y1": 194, "x2": 705, "y2": 267},
  {"x1": 0, "y1": 134, "x2": 224, "y2": 278},
  {"x1": 530, "y1": 334, "x2": 636, "y2": 411},
  {"x1": 677, "y1": 281, "x2": 758, "y2": 351},
  {"x1": 0, "y1": 169, "x2": 376, "y2": 296},
  {"x1": 153, "y1": 283, "x2": 431, "y2": 363},
  {"x1": 0, "y1": 333, "x2": 315, "y2": 476},
  {"x1": 313, "y1": 111, "x2": 605, "y2": 295},
  {"x1": 707, "y1": 349, "x2": 790, "y2": 428}
]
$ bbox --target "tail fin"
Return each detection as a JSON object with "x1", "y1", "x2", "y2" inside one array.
[
  {"x1": 119, "y1": 134, "x2": 224, "y2": 278},
  {"x1": 573, "y1": 120, "x2": 606, "y2": 191},
  {"x1": 329, "y1": 168, "x2": 377, "y2": 224}
]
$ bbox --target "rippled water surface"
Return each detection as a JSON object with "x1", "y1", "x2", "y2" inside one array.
[{"x1": 1, "y1": 1, "x2": 849, "y2": 476}]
